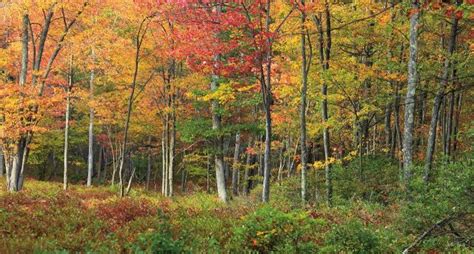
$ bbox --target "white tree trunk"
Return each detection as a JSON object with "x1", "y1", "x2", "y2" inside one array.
[
  {"x1": 87, "y1": 65, "x2": 95, "y2": 187},
  {"x1": 63, "y1": 90, "x2": 70, "y2": 190},
  {"x1": 211, "y1": 74, "x2": 227, "y2": 202},
  {"x1": 300, "y1": 1, "x2": 309, "y2": 204},
  {"x1": 232, "y1": 132, "x2": 241, "y2": 196},
  {"x1": 402, "y1": 0, "x2": 420, "y2": 184}
]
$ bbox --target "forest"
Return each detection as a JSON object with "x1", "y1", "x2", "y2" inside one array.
[{"x1": 0, "y1": 0, "x2": 473, "y2": 253}]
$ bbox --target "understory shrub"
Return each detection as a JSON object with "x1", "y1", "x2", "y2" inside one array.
[
  {"x1": 332, "y1": 155, "x2": 400, "y2": 205},
  {"x1": 321, "y1": 219, "x2": 383, "y2": 253},
  {"x1": 128, "y1": 210, "x2": 185, "y2": 253},
  {"x1": 229, "y1": 205, "x2": 325, "y2": 253}
]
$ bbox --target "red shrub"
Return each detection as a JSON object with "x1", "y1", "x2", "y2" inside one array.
[{"x1": 95, "y1": 198, "x2": 157, "y2": 231}]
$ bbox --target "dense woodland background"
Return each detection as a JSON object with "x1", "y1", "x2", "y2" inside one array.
[{"x1": 0, "y1": 0, "x2": 473, "y2": 253}]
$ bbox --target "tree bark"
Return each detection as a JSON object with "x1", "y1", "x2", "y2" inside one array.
[
  {"x1": 452, "y1": 93, "x2": 462, "y2": 155},
  {"x1": 402, "y1": 0, "x2": 420, "y2": 185},
  {"x1": 63, "y1": 93, "x2": 70, "y2": 189},
  {"x1": 446, "y1": 88, "x2": 455, "y2": 157},
  {"x1": 97, "y1": 146, "x2": 104, "y2": 183},
  {"x1": 167, "y1": 105, "x2": 175, "y2": 197},
  {"x1": 206, "y1": 155, "x2": 211, "y2": 194},
  {"x1": 313, "y1": 1, "x2": 333, "y2": 206},
  {"x1": 161, "y1": 129, "x2": 168, "y2": 195},
  {"x1": 211, "y1": 73, "x2": 227, "y2": 202},
  {"x1": 87, "y1": 51, "x2": 95, "y2": 187},
  {"x1": 384, "y1": 103, "x2": 392, "y2": 149},
  {"x1": 232, "y1": 132, "x2": 241, "y2": 196},
  {"x1": 146, "y1": 137, "x2": 152, "y2": 191},
  {"x1": 20, "y1": 14, "x2": 29, "y2": 86},
  {"x1": 7, "y1": 14, "x2": 29, "y2": 192},
  {"x1": 32, "y1": 6, "x2": 54, "y2": 86},
  {"x1": 300, "y1": 0, "x2": 309, "y2": 204},
  {"x1": 63, "y1": 56, "x2": 73, "y2": 190},
  {"x1": 0, "y1": 149, "x2": 4, "y2": 177},
  {"x1": 243, "y1": 138, "x2": 254, "y2": 196},
  {"x1": 208, "y1": 3, "x2": 228, "y2": 202},
  {"x1": 261, "y1": 0, "x2": 273, "y2": 203}
]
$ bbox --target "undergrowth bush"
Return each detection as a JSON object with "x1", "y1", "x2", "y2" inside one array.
[
  {"x1": 321, "y1": 219, "x2": 383, "y2": 254},
  {"x1": 128, "y1": 210, "x2": 185, "y2": 253},
  {"x1": 332, "y1": 155, "x2": 400, "y2": 205},
  {"x1": 229, "y1": 205, "x2": 325, "y2": 253}
]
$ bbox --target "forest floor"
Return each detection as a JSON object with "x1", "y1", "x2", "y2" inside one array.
[{"x1": 0, "y1": 176, "x2": 471, "y2": 253}]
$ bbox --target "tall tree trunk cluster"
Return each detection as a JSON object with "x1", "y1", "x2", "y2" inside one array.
[
  {"x1": 161, "y1": 63, "x2": 177, "y2": 198},
  {"x1": 311, "y1": 0, "x2": 333, "y2": 206},
  {"x1": 3, "y1": 2, "x2": 86, "y2": 192},
  {"x1": 424, "y1": 0, "x2": 461, "y2": 182}
]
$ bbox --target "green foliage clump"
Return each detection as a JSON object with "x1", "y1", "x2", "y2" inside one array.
[
  {"x1": 229, "y1": 205, "x2": 324, "y2": 253},
  {"x1": 321, "y1": 219, "x2": 383, "y2": 254},
  {"x1": 332, "y1": 155, "x2": 400, "y2": 205},
  {"x1": 172, "y1": 193, "x2": 239, "y2": 252},
  {"x1": 129, "y1": 211, "x2": 184, "y2": 254}
]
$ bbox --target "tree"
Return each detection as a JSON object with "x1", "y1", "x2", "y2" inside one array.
[
  {"x1": 299, "y1": 0, "x2": 311, "y2": 204},
  {"x1": 312, "y1": 0, "x2": 333, "y2": 205},
  {"x1": 63, "y1": 55, "x2": 74, "y2": 190},
  {"x1": 0, "y1": 1, "x2": 87, "y2": 192},
  {"x1": 402, "y1": 0, "x2": 420, "y2": 186}
]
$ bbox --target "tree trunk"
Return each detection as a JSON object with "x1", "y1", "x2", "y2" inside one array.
[
  {"x1": 206, "y1": 156, "x2": 211, "y2": 194},
  {"x1": 424, "y1": 4, "x2": 458, "y2": 182},
  {"x1": 384, "y1": 103, "x2": 393, "y2": 149},
  {"x1": 243, "y1": 138, "x2": 254, "y2": 196},
  {"x1": 277, "y1": 139, "x2": 286, "y2": 182},
  {"x1": 446, "y1": 89, "x2": 455, "y2": 158},
  {"x1": 63, "y1": 56, "x2": 73, "y2": 190},
  {"x1": 452, "y1": 93, "x2": 462, "y2": 155},
  {"x1": 232, "y1": 132, "x2": 241, "y2": 196},
  {"x1": 261, "y1": 0, "x2": 273, "y2": 203},
  {"x1": 402, "y1": 0, "x2": 420, "y2": 185},
  {"x1": 118, "y1": 17, "x2": 150, "y2": 196},
  {"x1": 208, "y1": 3, "x2": 228, "y2": 202},
  {"x1": 125, "y1": 158, "x2": 136, "y2": 196},
  {"x1": 211, "y1": 73, "x2": 227, "y2": 202},
  {"x1": 167, "y1": 108, "x2": 175, "y2": 197},
  {"x1": 97, "y1": 146, "x2": 104, "y2": 183},
  {"x1": 32, "y1": 7, "x2": 54, "y2": 86},
  {"x1": 146, "y1": 137, "x2": 152, "y2": 191},
  {"x1": 8, "y1": 14, "x2": 30, "y2": 192},
  {"x1": 0, "y1": 149, "x2": 4, "y2": 177},
  {"x1": 181, "y1": 151, "x2": 187, "y2": 193},
  {"x1": 87, "y1": 53, "x2": 95, "y2": 187},
  {"x1": 322, "y1": 1, "x2": 333, "y2": 206},
  {"x1": 20, "y1": 14, "x2": 29, "y2": 86},
  {"x1": 161, "y1": 129, "x2": 167, "y2": 195},
  {"x1": 300, "y1": 1, "x2": 309, "y2": 204}
]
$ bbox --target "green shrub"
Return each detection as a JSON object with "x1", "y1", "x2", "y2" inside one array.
[
  {"x1": 128, "y1": 211, "x2": 184, "y2": 254},
  {"x1": 229, "y1": 205, "x2": 324, "y2": 253},
  {"x1": 332, "y1": 155, "x2": 400, "y2": 205},
  {"x1": 321, "y1": 219, "x2": 382, "y2": 254},
  {"x1": 130, "y1": 231, "x2": 184, "y2": 254}
]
